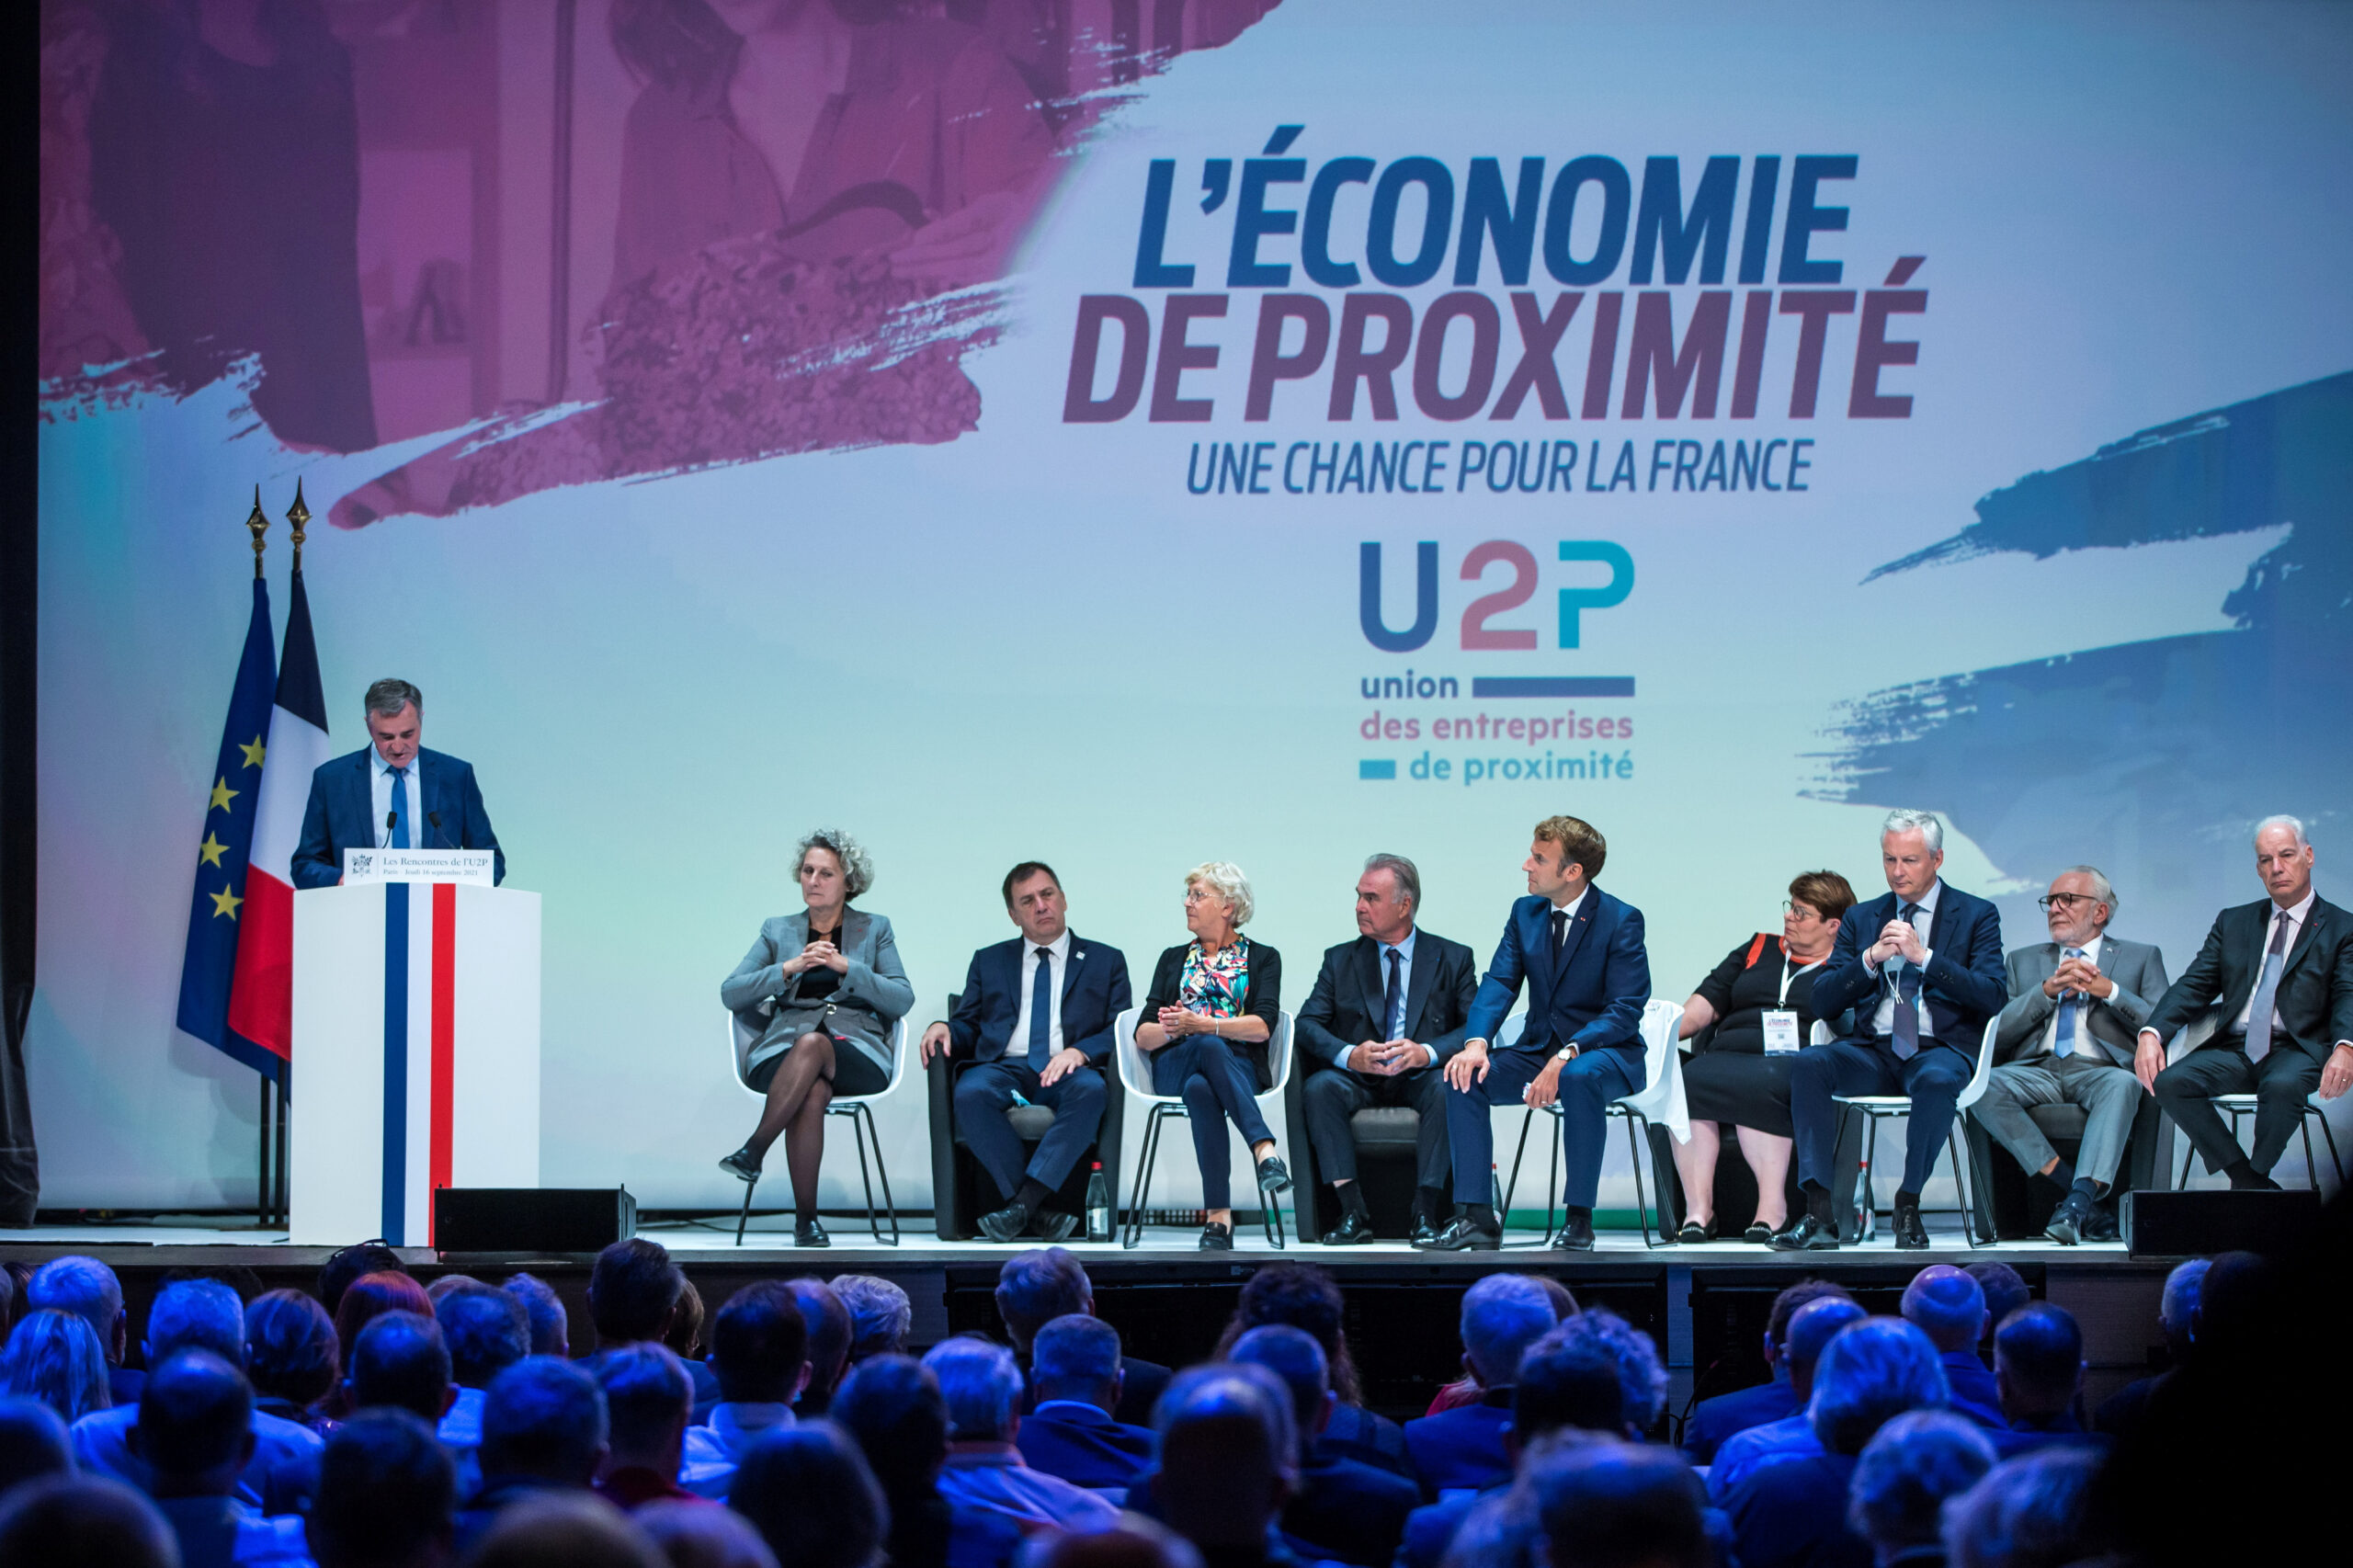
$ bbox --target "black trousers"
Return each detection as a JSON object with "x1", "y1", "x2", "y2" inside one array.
[
  {"x1": 1302, "y1": 1063, "x2": 1450, "y2": 1192},
  {"x1": 2154, "y1": 1043, "x2": 2324, "y2": 1175}
]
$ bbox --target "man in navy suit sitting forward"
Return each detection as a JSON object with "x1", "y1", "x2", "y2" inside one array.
[{"x1": 924, "y1": 863, "x2": 1133, "y2": 1243}]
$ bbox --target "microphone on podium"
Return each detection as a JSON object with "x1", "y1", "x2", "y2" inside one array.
[
  {"x1": 382, "y1": 810, "x2": 397, "y2": 848},
  {"x1": 427, "y1": 811, "x2": 451, "y2": 849}
]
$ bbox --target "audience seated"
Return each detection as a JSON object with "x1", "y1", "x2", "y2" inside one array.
[
  {"x1": 244, "y1": 1290, "x2": 341, "y2": 1434},
  {"x1": 637, "y1": 1495, "x2": 782, "y2": 1568},
  {"x1": 501, "y1": 1274, "x2": 572, "y2": 1358},
  {"x1": 1013, "y1": 1313, "x2": 1155, "y2": 1493},
  {"x1": 1148, "y1": 1365, "x2": 1305, "y2": 1568},
  {"x1": 595, "y1": 1344, "x2": 701, "y2": 1511},
  {"x1": 665, "y1": 1280, "x2": 708, "y2": 1367},
  {"x1": 135, "y1": 1347, "x2": 311, "y2": 1568},
  {"x1": 317, "y1": 1245, "x2": 406, "y2": 1318},
  {"x1": 1034, "y1": 1524, "x2": 1207, "y2": 1568},
  {"x1": 465, "y1": 1491, "x2": 667, "y2": 1568},
  {"x1": 726, "y1": 1424, "x2": 888, "y2": 1568},
  {"x1": 588, "y1": 1242, "x2": 722, "y2": 1416},
  {"x1": 435, "y1": 1282, "x2": 531, "y2": 1466},
  {"x1": 345, "y1": 1311, "x2": 454, "y2": 1425},
  {"x1": 2092, "y1": 1256, "x2": 2204, "y2": 1437},
  {"x1": 1548, "y1": 1308, "x2": 1669, "y2": 1440},
  {"x1": 1211, "y1": 1261, "x2": 1404, "y2": 1474},
  {"x1": 457, "y1": 1355, "x2": 609, "y2": 1557},
  {"x1": 1985, "y1": 1306, "x2": 2097, "y2": 1459},
  {"x1": 1722, "y1": 1318, "x2": 1951, "y2": 1568},
  {"x1": 830, "y1": 1275, "x2": 912, "y2": 1364},
  {"x1": 683, "y1": 1282, "x2": 808, "y2": 1501},
  {"x1": 1847, "y1": 1411, "x2": 1995, "y2": 1568},
  {"x1": 1899, "y1": 1267, "x2": 2006, "y2": 1429},
  {"x1": 1709, "y1": 1295, "x2": 1870, "y2": 1499},
  {"x1": 830, "y1": 1353, "x2": 954, "y2": 1568},
  {"x1": 1962, "y1": 1267, "x2": 2030, "y2": 1355},
  {"x1": 1534, "y1": 1441, "x2": 1713, "y2": 1568},
  {"x1": 1423, "y1": 1278, "x2": 1579, "y2": 1417},
  {"x1": 26, "y1": 1256, "x2": 140, "y2": 1407},
  {"x1": 0, "y1": 1472, "x2": 180, "y2": 1568},
  {"x1": 996, "y1": 1249, "x2": 1168, "y2": 1427},
  {"x1": 924, "y1": 1336, "x2": 1119, "y2": 1559},
  {"x1": 1942, "y1": 1448, "x2": 2103, "y2": 1568},
  {"x1": 304, "y1": 1407, "x2": 456, "y2": 1568},
  {"x1": 1403, "y1": 1274, "x2": 1560, "y2": 1496},
  {"x1": 1683, "y1": 1280, "x2": 1852, "y2": 1462},
  {"x1": 0, "y1": 1308, "x2": 111, "y2": 1425},
  {"x1": 0, "y1": 1394, "x2": 74, "y2": 1494},
  {"x1": 786, "y1": 1278, "x2": 854, "y2": 1420},
  {"x1": 332, "y1": 1271, "x2": 434, "y2": 1374},
  {"x1": 1229, "y1": 1324, "x2": 1418, "y2": 1567}
]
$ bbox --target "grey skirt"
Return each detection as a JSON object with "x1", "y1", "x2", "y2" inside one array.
[{"x1": 743, "y1": 997, "x2": 894, "y2": 1086}]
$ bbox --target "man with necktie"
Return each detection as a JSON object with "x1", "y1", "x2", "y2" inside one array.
[
  {"x1": 1422, "y1": 815, "x2": 1652, "y2": 1253},
  {"x1": 2141, "y1": 815, "x2": 2353, "y2": 1189},
  {"x1": 1292, "y1": 854, "x2": 1480, "y2": 1244},
  {"x1": 1972, "y1": 867, "x2": 2168, "y2": 1244},
  {"x1": 922, "y1": 863, "x2": 1133, "y2": 1242},
  {"x1": 290, "y1": 677, "x2": 504, "y2": 888},
  {"x1": 1776, "y1": 809, "x2": 2006, "y2": 1251}
]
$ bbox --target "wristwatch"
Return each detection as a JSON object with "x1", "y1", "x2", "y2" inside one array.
[{"x1": 1552, "y1": 1045, "x2": 1577, "y2": 1062}]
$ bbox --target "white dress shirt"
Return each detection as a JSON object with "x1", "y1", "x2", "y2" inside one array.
[
  {"x1": 2035, "y1": 934, "x2": 2107, "y2": 1060},
  {"x1": 369, "y1": 748, "x2": 426, "y2": 847},
  {"x1": 1011, "y1": 929, "x2": 1073, "y2": 1062},
  {"x1": 1865, "y1": 880, "x2": 1941, "y2": 1042}
]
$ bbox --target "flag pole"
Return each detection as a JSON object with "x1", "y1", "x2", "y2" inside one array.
[
  {"x1": 269, "y1": 482, "x2": 312, "y2": 1229},
  {"x1": 250, "y1": 487, "x2": 274, "y2": 1227}
]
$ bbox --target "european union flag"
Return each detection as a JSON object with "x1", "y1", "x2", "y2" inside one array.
[{"x1": 175, "y1": 573, "x2": 281, "y2": 1079}]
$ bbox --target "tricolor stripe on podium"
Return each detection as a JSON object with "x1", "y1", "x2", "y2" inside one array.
[{"x1": 379, "y1": 881, "x2": 465, "y2": 1244}]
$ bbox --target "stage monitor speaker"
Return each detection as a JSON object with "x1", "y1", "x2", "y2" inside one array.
[
  {"x1": 2122, "y1": 1187, "x2": 2321, "y2": 1257},
  {"x1": 433, "y1": 1187, "x2": 636, "y2": 1254}
]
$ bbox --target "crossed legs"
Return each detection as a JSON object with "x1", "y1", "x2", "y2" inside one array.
[{"x1": 746, "y1": 1032, "x2": 836, "y2": 1221}]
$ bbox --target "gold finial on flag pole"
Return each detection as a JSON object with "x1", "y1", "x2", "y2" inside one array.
[
  {"x1": 285, "y1": 479, "x2": 311, "y2": 566},
  {"x1": 246, "y1": 484, "x2": 269, "y2": 578}
]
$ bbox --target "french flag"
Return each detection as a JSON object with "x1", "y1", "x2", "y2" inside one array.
[{"x1": 226, "y1": 562, "x2": 333, "y2": 1068}]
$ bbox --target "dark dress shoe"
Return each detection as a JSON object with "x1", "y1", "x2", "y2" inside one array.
[
  {"x1": 2042, "y1": 1191, "x2": 2086, "y2": 1246},
  {"x1": 1743, "y1": 1221, "x2": 1778, "y2": 1244},
  {"x1": 1409, "y1": 1213, "x2": 1444, "y2": 1247},
  {"x1": 1770, "y1": 1214, "x2": 1840, "y2": 1251},
  {"x1": 794, "y1": 1218, "x2": 830, "y2": 1248},
  {"x1": 1676, "y1": 1218, "x2": 1714, "y2": 1244},
  {"x1": 1893, "y1": 1200, "x2": 1930, "y2": 1250},
  {"x1": 1552, "y1": 1213, "x2": 1597, "y2": 1251},
  {"x1": 1256, "y1": 1156, "x2": 1294, "y2": 1195},
  {"x1": 1417, "y1": 1215, "x2": 1502, "y2": 1251},
  {"x1": 1199, "y1": 1222, "x2": 1234, "y2": 1251},
  {"x1": 1324, "y1": 1210, "x2": 1376, "y2": 1245},
  {"x1": 978, "y1": 1204, "x2": 1030, "y2": 1243},
  {"x1": 2082, "y1": 1201, "x2": 2121, "y2": 1242},
  {"x1": 1032, "y1": 1210, "x2": 1080, "y2": 1244},
  {"x1": 719, "y1": 1147, "x2": 763, "y2": 1183}
]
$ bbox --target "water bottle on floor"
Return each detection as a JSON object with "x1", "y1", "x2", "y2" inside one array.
[{"x1": 1086, "y1": 1161, "x2": 1112, "y2": 1242}]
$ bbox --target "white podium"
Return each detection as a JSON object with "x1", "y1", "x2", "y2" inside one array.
[{"x1": 290, "y1": 879, "x2": 541, "y2": 1245}]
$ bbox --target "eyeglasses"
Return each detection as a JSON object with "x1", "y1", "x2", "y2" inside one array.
[
  {"x1": 2035, "y1": 893, "x2": 2099, "y2": 912},
  {"x1": 1780, "y1": 902, "x2": 1826, "y2": 921}
]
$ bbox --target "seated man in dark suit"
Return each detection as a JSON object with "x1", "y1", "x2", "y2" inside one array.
[
  {"x1": 2141, "y1": 815, "x2": 2353, "y2": 1190},
  {"x1": 995, "y1": 1249, "x2": 1168, "y2": 1429},
  {"x1": 1230, "y1": 1325, "x2": 1419, "y2": 1567},
  {"x1": 585, "y1": 1239, "x2": 718, "y2": 1416},
  {"x1": 138, "y1": 1351, "x2": 311, "y2": 1568},
  {"x1": 1012, "y1": 1314, "x2": 1154, "y2": 1493},
  {"x1": 923, "y1": 862, "x2": 1132, "y2": 1242},
  {"x1": 1294, "y1": 854, "x2": 1479, "y2": 1245},
  {"x1": 1403, "y1": 1275, "x2": 1560, "y2": 1496},
  {"x1": 1682, "y1": 1280, "x2": 1852, "y2": 1465},
  {"x1": 1427, "y1": 815, "x2": 1653, "y2": 1253},
  {"x1": 1847, "y1": 1411, "x2": 1995, "y2": 1568},
  {"x1": 306, "y1": 1409, "x2": 460, "y2": 1568},
  {"x1": 2094, "y1": 1257, "x2": 2205, "y2": 1437},
  {"x1": 1536, "y1": 1443, "x2": 1713, "y2": 1568},
  {"x1": 453, "y1": 1358, "x2": 606, "y2": 1558},
  {"x1": 292, "y1": 677, "x2": 503, "y2": 887},
  {"x1": 1899, "y1": 1267, "x2": 2005, "y2": 1431},
  {"x1": 1778, "y1": 810, "x2": 2007, "y2": 1251},
  {"x1": 1987, "y1": 1304, "x2": 2104, "y2": 1460}
]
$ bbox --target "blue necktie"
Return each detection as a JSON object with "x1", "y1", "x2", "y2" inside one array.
[
  {"x1": 1382, "y1": 948, "x2": 1404, "y2": 1043},
  {"x1": 388, "y1": 767, "x2": 410, "y2": 848},
  {"x1": 1026, "y1": 947, "x2": 1054, "y2": 1065},
  {"x1": 1891, "y1": 902, "x2": 1923, "y2": 1060},
  {"x1": 2054, "y1": 948, "x2": 2086, "y2": 1056}
]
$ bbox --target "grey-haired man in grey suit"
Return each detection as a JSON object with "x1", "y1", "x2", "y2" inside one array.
[{"x1": 1972, "y1": 866, "x2": 2166, "y2": 1244}]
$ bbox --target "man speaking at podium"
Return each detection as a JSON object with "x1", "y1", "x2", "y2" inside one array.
[{"x1": 291, "y1": 677, "x2": 505, "y2": 889}]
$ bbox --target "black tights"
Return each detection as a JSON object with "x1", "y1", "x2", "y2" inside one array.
[{"x1": 748, "y1": 1032, "x2": 835, "y2": 1221}]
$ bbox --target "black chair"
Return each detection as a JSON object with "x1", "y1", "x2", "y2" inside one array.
[
  {"x1": 1281, "y1": 1066, "x2": 1450, "y2": 1242},
  {"x1": 926, "y1": 994, "x2": 1125, "y2": 1242},
  {"x1": 1961, "y1": 1092, "x2": 2165, "y2": 1239}
]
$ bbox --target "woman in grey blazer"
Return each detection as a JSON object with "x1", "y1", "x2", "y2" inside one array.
[{"x1": 719, "y1": 828, "x2": 914, "y2": 1246}]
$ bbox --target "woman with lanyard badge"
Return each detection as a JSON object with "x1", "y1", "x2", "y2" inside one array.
[{"x1": 1669, "y1": 870, "x2": 1858, "y2": 1243}]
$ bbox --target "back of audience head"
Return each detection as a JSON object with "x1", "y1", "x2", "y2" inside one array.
[
  {"x1": 1944, "y1": 1447, "x2": 2103, "y2": 1568},
  {"x1": 347, "y1": 1310, "x2": 453, "y2": 1423},
  {"x1": 1460, "y1": 1272, "x2": 1560, "y2": 1388},
  {"x1": 1810, "y1": 1318, "x2": 1950, "y2": 1456},
  {"x1": 2189, "y1": 1250, "x2": 2270, "y2": 1364},
  {"x1": 1965, "y1": 1265, "x2": 2030, "y2": 1345},
  {"x1": 727, "y1": 1423, "x2": 887, "y2": 1568},
  {"x1": 436, "y1": 1283, "x2": 531, "y2": 1391},
  {"x1": 147, "y1": 1277, "x2": 247, "y2": 1366},
  {"x1": 1992, "y1": 1304, "x2": 2081, "y2": 1425},
  {"x1": 922, "y1": 1336, "x2": 1024, "y2": 1444},
  {"x1": 2156, "y1": 1257, "x2": 2208, "y2": 1366},
  {"x1": 637, "y1": 1497, "x2": 782, "y2": 1568},
  {"x1": 319, "y1": 1243, "x2": 407, "y2": 1317},
  {"x1": 335, "y1": 1270, "x2": 435, "y2": 1366},
  {"x1": 789, "y1": 1278, "x2": 853, "y2": 1405},
  {"x1": 829, "y1": 1353, "x2": 948, "y2": 1496},
  {"x1": 481, "y1": 1355, "x2": 608, "y2": 1486},
  {"x1": 26, "y1": 1256, "x2": 127, "y2": 1368},
  {"x1": 1849, "y1": 1411, "x2": 1995, "y2": 1565},
  {"x1": 994, "y1": 1247, "x2": 1093, "y2": 1350},
  {"x1": 1902, "y1": 1266, "x2": 1988, "y2": 1355},
  {"x1": 1546, "y1": 1307, "x2": 1667, "y2": 1437},
  {"x1": 1035, "y1": 1524, "x2": 1206, "y2": 1568},
  {"x1": 138, "y1": 1347, "x2": 254, "y2": 1496},
  {"x1": 306, "y1": 1407, "x2": 455, "y2": 1568},
  {"x1": 830, "y1": 1275, "x2": 912, "y2": 1364},
  {"x1": 0, "y1": 1473, "x2": 178, "y2": 1568},
  {"x1": 502, "y1": 1273, "x2": 572, "y2": 1358},
  {"x1": 1228, "y1": 1324, "x2": 1329, "y2": 1455},
  {"x1": 1532, "y1": 1439, "x2": 1711, "y2": 1568},
  {"x1": 466, "y1": 1491, "x2": 668, "y2": 1568},
  {"x1": 246, "y1": 1288, "x2": 341, "y2": 1411},
  {"x1": 1153, "y1": 1364, "x2": 1299, "y2": 1546},
  {"x1": 589, "y1": 1239, "x2": 686, "y2": 1347},
  {"x1": 1213, "y1": 1260, "x2": 1364, "y2": 1405},
  {"x1": 0, "y1": 1395, "x2": 74, "y2": 1494},
  {"x1": 1765, "y1": 1278, "x2": 1853, "y2": 1369},
  {"x1": 1034, "y1": 1312, "x2": 1127, "y2": 1415},
  {"x1": 158, "y1": 1263, "x2": 266, "y2": 1304},
  {"x1": 0, "y1": 1309, "x2": 111, "y2": 1424},
  {"x1": 664, "y1": 1279, "x2": 707, "y2": 1362},
  {"x1": 1784, "y1": 1296, "x2": 1870, "y2": 1399},
  {"x1": 711, "y1": 1281, "x2": 811, "y2": 1408},
  {"x1": 599, "y1": 1343, "x2": 696, "y2": 1475}
]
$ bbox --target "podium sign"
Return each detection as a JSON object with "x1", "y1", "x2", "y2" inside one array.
[
  {"x1": 343, "y1": 847, "x2": 497, "y2": 886},
  {"x1": 290, "y1": 881, "x2": 541, "y2": 1245}
]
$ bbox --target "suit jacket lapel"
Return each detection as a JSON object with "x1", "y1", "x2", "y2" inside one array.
[
  {"x1": 2279, "y1": 900, "x2": 2329, "y2": 981},
  {"x1": 841, "y1": 909, "x2": 870, "y2": 960},
  {"x1": 1402, "y1": 935, "x2": 1439, "y2": 1040},
  {"x1": 1355, "y1": 937, "x2": 1387, "y2": 1030},
  {"x1": 1553, "y1": 897, "x2": 1596, "y2": 982},
  {"x1": 1062, "y1": 937, "x2": 1089, "y2": 1002}
]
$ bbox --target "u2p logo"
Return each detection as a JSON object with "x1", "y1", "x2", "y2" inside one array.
[{"x1": 1360, "y1": 540, "x2": 1633, "y2": 652}]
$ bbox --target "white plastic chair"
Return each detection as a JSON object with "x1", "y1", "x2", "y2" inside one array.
[
  {"x1": 1825, "y1": 1018, "x2": 1995, "y2": 1244},
  {"x1": 1499, "y1": 999, "x2": 1688, "y2": 1246},
  {"x1": 1114, "y1": 1005, "x2": 1296, "y2": 1248},
  {"x1": 726, "y1": 1010, "x2": 908, "y2": 1245}
]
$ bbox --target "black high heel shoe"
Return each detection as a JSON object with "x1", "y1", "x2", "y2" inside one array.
[
  {"x1": 719, "y1": 1147, "x2": 763, "y2": 1183},
  {"x1": 794, "y1": 1217, "x2": 831, "y2": 1248}
]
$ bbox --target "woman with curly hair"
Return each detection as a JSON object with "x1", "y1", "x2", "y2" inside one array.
[{"x1": 720, "y1": 828, "x2": 915, "y2": 1246}]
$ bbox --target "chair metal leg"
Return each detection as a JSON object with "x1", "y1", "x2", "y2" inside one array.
[
  {"x1": 735, "y1": 1173, "x2": 757, "y2": 1246},
  {"x1": 1261, "y1": 1168, "x2": 1288, "y2": 1250},
  {"x1": 2316, "y1": 1111, "x2": 2346, "y2": 1189},
  {"x1": 1501, "y1": 1107, "x2": 1536, "y2": 1227},
  {"x1": 1123, "y1": 1105, "x2": 1171, "y2": 1249},
  {"x1": 1545, "y1": 1109, "x2": 1563, "y2": 1244},
  {"x1": 1626, "y1": 1112, "x2": 1663, "y2": 1247},
  {"x1": 1851, "y1": 1113, "x2": 1879, "y2": 1243},
  {"x1": 2298, "y1": 1112, "x2": 2321, "y2": 1193},
  {"x1": 838, "y1": 1102, "x2": 899, "y2": 1246},
  {"x1": 1949, "y1": 1129, "x2": 1987, "y2": 1247}
]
